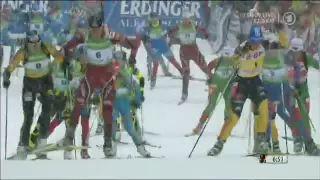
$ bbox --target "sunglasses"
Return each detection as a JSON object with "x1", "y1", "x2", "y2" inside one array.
[{"x1": 27, "y1": 34, "x2": 40, "y2": 44}]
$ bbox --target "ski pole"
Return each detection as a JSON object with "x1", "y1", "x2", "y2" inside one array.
[
  {"x1": 140, "y1": 105, "x2": 144, "y2": 137},
  {"x1": 188, "y1": 68, "x2": 238, "y2": 158},
  {"x1": 4, "y1": 89, "x2": 9, "y2": 160},
  {"x1": 281, "y1": 83, "x2": 289, "y2": 154},
  {"x1": 247, "y1": 101, "x2": 253, "y2": 155},
  {"x1": 187, "y1": 57, "x2": 226, "y2": 157}
]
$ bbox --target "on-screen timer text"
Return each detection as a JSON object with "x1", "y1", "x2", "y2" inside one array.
[
  {"x1": 237, "y1": 11, "x2": 278, "y2": 25},
  {"x1": 236, "y1": 11, "x2": 296, "y2": 26}
]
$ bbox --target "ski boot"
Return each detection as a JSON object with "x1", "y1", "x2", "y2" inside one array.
[
  {"x1": 137, "y1": 144, "x2": 151, "y2": 158},
  {"x1": 115, "y1": 130, "x2": 121, "y2": 142},
  {"x1": 95, "y1": 121, "x2": 104, "y2": 135},
  {"x1": 254, "y1": 133, "x2": 269, "y2": 154},
  {"x1": 81, "y1": 149, "x2": 91, "y2": 159},
  {"x1": 147, "y1": 58, "x2": 152, "y2": 81},
  {"x1": 103, "y1": 136, "x2": 117, "y2": 158},
  {"x1": 133, "y1": 122, "x2": 142, "y2": 137},
  {"x1": 293, "y1": 136, "x2": 304, "y2": 153},
  {"x1": 185, "y1": 123, "x2": 203, "y2": 137},
  {"x1": 271, "y1": 141, "x2": 282, "y2": 154},
  {"x1": 181, "y1": 93, "x2": 188, "y2": 102},
  {"x1": 114, "y1": 118, "x2": 122, "y2": 142},
  {"x1": 29, "y1": 128, "x2": 40, "y2": 150},
  {"x1": 164, "y1": 72, "x2": 173, "y2": 77},
  {"x1": 208, "y1": 139, "x2": 225, "y2": 156},
  {"x1": 14, "y1": 143, "x2": 29, "y2": 160},
  {"x1": 304, "y1": 137, "x2": 320, "y2": 156},
  {"x1": 150, "y1": 76, "x2": 156, "y2": 90},
  {"x1": 266, "y1": 136, "x2": 272, "y2": 152},
  {"x1": 58, "y1": 128, "x2": 75, "y2": 160},
  {"x1": 34, "y1": 139, "x2": 49, "y2": 159}
]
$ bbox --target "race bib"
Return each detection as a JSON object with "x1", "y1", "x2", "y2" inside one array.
[
  {"x1": 56, "y1": 79, "x2": 68, "y2": 90},
  {"x1": 262, "y1": 68, "x2": 286, "y2": 81},
  {"x1": 69, "y1": 77, "x2": 81, "y2": 89},
  {"x1": 215, "y1": 69, "x2": 233, "y2": 78},
  {"x1": 87, "y1": 48, "x2": 113, "y2": 65},
  {"x1": 24, "y1": 59, "x2": 50, "y2": 72},
  {"x1": 178, "y1": 32, "x2": 196, "y2": 44},
  {"x1": 29, "y1": 23, "x2": 44, "y2": 33},
  {"x1": 116, "y1": 88, "x2": 128, "y2": 95}
]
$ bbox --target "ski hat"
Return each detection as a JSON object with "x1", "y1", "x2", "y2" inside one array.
[
  {"x1": 289, "y1": 38, "x2": 304, "y2": 51},
  {"x1": 148, "y1": 12, "x2": 158, "y2": 21},
  {"x1": 182, "y1": 8, "x2": 192, "y2": 18},
  {"x1": 88, "y1": 15, "x2": 103, "y2": 28},
  {"x1": 220, "y1": 46, "x2": 235, "y2": 57},
  {"x1": 77, "y1": 18, "x2": 88, "y2": 29},
  {"x1": 264, "y1": 32, "x2": 279, "y2": 42},
  {"x1": 26, "y1": 30, "x2": 40, "y2": 42},
  {"x1": 248, "y1": 24, "x2": 264, "y2": 43},
  {"x1": 30, "y1": 3, "x2": 42, "y2": 13}
]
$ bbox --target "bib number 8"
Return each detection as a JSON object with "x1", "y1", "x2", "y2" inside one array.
[
  {"x1": 61, "y1": 79, "x2": 67, "y2": 85},
  {"x1": 223, "y1": 70, "x2": 231, "y2": 77},
  {"x1": 96, "y1": 52, "x2": 101, "y2": 58},
  {"x1": 36, "y1": 63, "x2": 41, "y2": 69}
]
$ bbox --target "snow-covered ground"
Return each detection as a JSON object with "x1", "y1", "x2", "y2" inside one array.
[{"x1": 1, "y1": 40, "x2": 320, "y2": 179}]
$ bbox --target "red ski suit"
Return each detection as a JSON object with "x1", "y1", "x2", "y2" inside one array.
[
  {"x1": 167, "y1": 23, "x2": 211, "y2": 93},
  {"x1": 63, "y1": 31, "x2": 138, "y2": 145}
]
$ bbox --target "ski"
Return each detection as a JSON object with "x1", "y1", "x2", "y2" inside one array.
[
  {"x1": 171, "y1": 76, "x2": 206, "y2": 82},
  {"x1": 96, "y1": 141, "x2": 130, "y2": 149},
  {"x1": 7, "y1": 144, "x2": 87, "y2": 160},
  {"x1": 143, "y1": 141, "x2": 162, "y2": 149},
  {"x1": 178, "y1": 98, "x2": 187, "y2": 105},
  {"x1": 31, "y1": 156, "x2": 51, "y2": 160},
  {"x1": 31, "y1": 144, "x2": 89, "y2": 155},
  {"x1": 97, "y1": 141, "x2": 161, "y2": 149},
  {"x1": 127, "y1": 155, "x2": 165, "y2": 159},
  {"x1": 281, "y1": 136, "x2": 294, "y2": 141},
  {"x1": 245, "y1": 153, "x2": 260, "y2": 157},
  {"x1": 101, "y1": 155, "x2": 165, "y2": 159},
  {"x1": 120, "y1": 129, "x2": 161, "y2": 136},
  {"x1": 184, "y1": 132, "x2": 197, "y2": 137},
  {"x1": 144, "y1": 131, "x2": 161, "y2": 136}
]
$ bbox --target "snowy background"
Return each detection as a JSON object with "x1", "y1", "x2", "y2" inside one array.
[{"x1": 1, "y1": 40, "x2": 320, "y2": 179}]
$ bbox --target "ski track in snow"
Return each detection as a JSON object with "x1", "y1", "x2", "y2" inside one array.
[{"x1": 1, "y1": 41, "x2": 320, "y2": 179}]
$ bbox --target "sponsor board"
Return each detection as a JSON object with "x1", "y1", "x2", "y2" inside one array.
[{"x1": 103, "y1": 1, "x2": 206, "y2": 37}]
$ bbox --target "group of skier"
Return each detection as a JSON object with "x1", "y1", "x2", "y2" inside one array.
[
  {"x1": 1, "y1": 1, "x2": 320, "y2": 160},
  {"x1": 0, "y1": 1, "x2": 88, "y2": 58},
  {"x1": 2, "y1": 12, "x2": 151, "y2": 160},
  {"x1": 186, "y1": 1, "x2": 320, "y2": 156}
]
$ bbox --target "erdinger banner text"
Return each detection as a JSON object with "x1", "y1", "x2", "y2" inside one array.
[{"x1": 103, "y1": 1, "x2": 206, "y2": 38}]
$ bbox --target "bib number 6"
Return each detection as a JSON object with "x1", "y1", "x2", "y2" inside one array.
[
  {"x1": 61, "y1": 79, "x2": 67, "y2": 85},
  {"x1": 96, "y1": 52, "x2": 101, "y2": 58},
  {"x1": 36, "y1": 63, "x2": 41, "y2": 69}
]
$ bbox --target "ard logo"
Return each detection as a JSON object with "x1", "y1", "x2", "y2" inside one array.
[{"x1": 259, "y1": 154, "x2": 267, "y2": 163}]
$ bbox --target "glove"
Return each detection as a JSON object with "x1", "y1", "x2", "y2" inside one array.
[
  {"x1": 141, "y1": 34, "x2": 149, "y2": 43},
  {"x1": 46, "y1": 89, "x2": 55, "y2": 103},
  {"x1": 2, "y1": 68, "x2": 11, "y2": 89},
  {"x1": 63, "y1": 29, "x2": 70, "y2": 35},
  {"x1": 128, "y1": 54, "x2": 136, "y2": 65},
  {"x1": 134, "y1": 91, "x2": 142, "y2": 108},
  {"x1": 69, "y1": 77, "x2": 81, "y2": 89},
  {"x1": 134, "y1": 101, "x2": 142, "y2": 109}
]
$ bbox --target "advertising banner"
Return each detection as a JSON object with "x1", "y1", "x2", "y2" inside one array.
[
  {"x1": 0, "y1": 0, "x2": 319, "y2": 57},
  {"x1": 103, "y1": 1, "x2": 207, "y2": 38}
]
